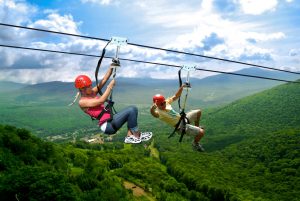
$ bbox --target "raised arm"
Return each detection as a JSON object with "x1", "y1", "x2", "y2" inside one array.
[
  {"x1": 170, "y1": 84, "x2": 185, "y2": 102},
  {"x1": 92, "y1": 64, "x2": 114, "y2": 94},
  {"x1": 80, "y1": 79, "x2": 115, "y2": 108},
  {"x1": 150, "y1": 103, "x2": 159, "y2": 118}
]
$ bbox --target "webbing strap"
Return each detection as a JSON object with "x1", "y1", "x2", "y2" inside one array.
[
  {"x1": 169, "y1": 67, "x2": 191, "y2": 142},
  {"x1": 92, "y1": 40, "x2": 119, "y2": 132},
  {"x1": 92, "y1": 101, "x2": 117, "y2": 131},
  {"x1": 178, "y1": 68, "x2": 183, "y2": 111},
  {"x1": 95, "y1": 40, "x2": 111, "y2": 96},
  {"x1": 168, "y1": 110, "x2": 190, "y2": 142},
  {"x1": 108, "y1": 58, "x2": 120, "y2": 101}
]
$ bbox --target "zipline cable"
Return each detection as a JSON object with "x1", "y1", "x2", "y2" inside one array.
[
  {"x1": 0, "y1": 23, "x2": 110, "y2": 42},
  {"x1": 0, "y1": 22, "x2": 299, "y2": 75},
  {"x1": 0, "y1": 44, "x2": 299, "y2": 84}
]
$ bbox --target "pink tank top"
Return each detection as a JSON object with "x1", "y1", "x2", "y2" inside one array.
[{"x1": 82, "y1": 97, "x2": 111, "y2": 125}]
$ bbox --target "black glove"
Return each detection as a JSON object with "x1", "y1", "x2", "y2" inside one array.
[
  {"x1": 111, "y1": 58, "x2": 120, "y2": 67},
  {"x1": 184, "y1": 82, "x2": 191, "y2": 88}
]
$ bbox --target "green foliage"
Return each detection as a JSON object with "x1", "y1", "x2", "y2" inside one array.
[
  {"x1": 202, "y1": 82, "x2": 300, "y2": 150},
  {"x1": 0, "y1": 125, "x2": 211, "y2": 200},
  {"x1": 0, "y1": 166, "x2": 77, "y2": 201},
  {"x1": 0, "y1": 81, "x2": 300, "y2": 200}
]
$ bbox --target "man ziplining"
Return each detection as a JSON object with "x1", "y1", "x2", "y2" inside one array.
[{"x1": 150, "y1": 83, "x2": 205, "y2": 152}]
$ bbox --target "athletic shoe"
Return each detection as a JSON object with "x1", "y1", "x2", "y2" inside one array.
[
  {"x1": 124, "y1": 135, "x2": 141, "y2": 144},
  {"x1": 140, "y1": 132, "x2": 153, "y2": 142},
  {"x1": 192, "y1": 142, "x2": 205, "y2": 152}
]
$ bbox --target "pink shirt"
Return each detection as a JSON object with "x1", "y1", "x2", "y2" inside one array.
[{"x1": 82, "y1": 96, "x2": 111, "y2": 125}]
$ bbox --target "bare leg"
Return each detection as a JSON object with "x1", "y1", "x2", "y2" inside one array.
[
  {"x1": 193, "y1": 128, "x2": 204, "y2": 143},
  {"x1": 194, "y1": 110, "x2": 202, "y2": 127}
]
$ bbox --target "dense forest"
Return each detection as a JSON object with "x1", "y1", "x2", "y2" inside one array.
[
  {"x1": 0, "y1": 81, "x2": 299, "y2": 200},
  {"x1": 1, "y1": 124, "x2": 299, "y2": 201}
]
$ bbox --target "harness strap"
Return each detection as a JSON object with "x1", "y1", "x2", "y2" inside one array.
[
  {"x1": 178, "y1": 68, "x2": 183, "y2": 111},
  {"x1": 95, "y1": 40, "x2": 111, "y2": 96},
  {"x1": 90, "y1": 101, "x2": 118, "y2": 131},
  {"x1": 169, "y1": 67, "x2": 192, "y2": 142},
  {"x1": 168, "y1": 110, "x2": 190, "y2": 142},
  {"x1": 93, "y1": 37, "x2": 125, "y2": 132},
  {"x1": 94, "y1": 40, "x2": 118, "y2": 128},
  {"x1": 108, "y1": 58, "x2": 120, "y2": 102}
]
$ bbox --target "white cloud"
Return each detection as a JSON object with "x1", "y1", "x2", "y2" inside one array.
[
  {"x1": 160, "y1": 9, "x2": 283, "y2": 62},
  {"x1": 244, "y1": 32, "x2": 285, "y2": 42},
  {"x1": 236, "y1": 0, "x2": 278, "y2": 15},
  {"x1": 127, "y1": 0, "x2": 289, "y2": 73},
  {"x1": 0, "y1": 1, "x2": 93, "y2": 83},
  {"x1": 29, "y1": 13, "x2": 81, "y2": 35},
  {"x1": 131, "y1": 0, "x2": 205, "y2": 29},
  {"x1": 0, "y1": 0, "x2": 299, "y2": 84},
  {"x1": 0, "y1": 0, "x2": 37, "y2": 24}
]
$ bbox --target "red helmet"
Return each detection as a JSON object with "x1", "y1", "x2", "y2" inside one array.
[
  {"x1": 74, "y1": 75, "x2": 92, "y2": 89},
  {"x1": 153, "y1": 94, "x2": 165, "y2": 104}
]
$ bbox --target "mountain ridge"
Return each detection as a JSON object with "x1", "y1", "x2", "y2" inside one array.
[
  {"x1": 2, "y1": 67, "x2": 298, "y2": 108},
  {"x1": 202, "y1": 81, "x2": 300, "y2": 150}
]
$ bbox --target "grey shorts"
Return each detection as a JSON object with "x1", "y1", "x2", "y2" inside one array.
[{"x1": 178, "y1": 110, "x2": 201, "y2": 137}]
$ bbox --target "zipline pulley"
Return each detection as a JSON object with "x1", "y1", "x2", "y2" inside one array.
[
  {"x1": 182, "y1": 65, "x2": 196, "y2": 89},
  {"x1": 110, "y1": 36, "x2": 128, "y2": 77}
]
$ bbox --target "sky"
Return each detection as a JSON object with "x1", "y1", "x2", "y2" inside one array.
[{"x1": 0, "y1": 0, "x2": 299, "y2": 84}]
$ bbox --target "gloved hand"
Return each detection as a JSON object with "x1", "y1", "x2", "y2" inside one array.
[
  {"x1": 183, "y1": 82, "x2": 191, "y2": 88},
  {"x1": 111, "y1": 58, "x2": 120, "y2": 67}
]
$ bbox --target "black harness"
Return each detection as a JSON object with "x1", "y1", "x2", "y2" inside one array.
[
  {"x1": 168, "y1": 67, "x2": 191, "y2": 142},
  {"x1": 92, "y1": 40, "x2": 118, "y2": 131}
]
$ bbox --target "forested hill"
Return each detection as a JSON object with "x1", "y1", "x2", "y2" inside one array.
[
  {"x1": 201, "y1": 80, "x2": 300, "y2": 150},
  {"x1": 0, "y1": 80, "x2": 300, "y2": 200},
  {"x1": 153, "y1": 81, "x2": 300, "y2": 201},
  {"x1": 0, "y1": 125, "x2": 213, "y2": 200}
]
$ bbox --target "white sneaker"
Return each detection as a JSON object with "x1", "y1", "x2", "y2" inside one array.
[
  {"x1": 124, "y1": 135, "x2": 141, "y2": 144},
  {"x1": 192, "y1": 142, "x2": 205, "y2": 152},
  {"x1": 140, "y1": 132, "x2": 153, "y2": 142}
]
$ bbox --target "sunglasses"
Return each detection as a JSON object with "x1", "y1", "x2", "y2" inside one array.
[{"x1": 159, "y1": 101, "x2": 166, "y2": 106}]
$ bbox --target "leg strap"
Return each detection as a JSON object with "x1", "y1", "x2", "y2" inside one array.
[{"x1": 168, "y1": 111, "x2": 189, "y2": 142}]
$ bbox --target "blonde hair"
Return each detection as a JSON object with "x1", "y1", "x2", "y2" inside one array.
[{"x1": 68, "y1": 92, "x2": 80, "y2": 106}]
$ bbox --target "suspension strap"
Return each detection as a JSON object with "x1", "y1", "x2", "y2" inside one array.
[
  {"x1": 178, "y1": 68, "x2": 183, "y2": 111},
  {"x1": 169, "y1": 65, "x2": 195, "y2": 142},
  {"x1": 106, "y1": 37, "x2": 127, "y2": 112},
  {"x1": 94, "y1": 36, "x2": 127, "y2": 95},
  {"x1": 93, "y1": 37, "x2": 127, "y2": 131},
  {"x1": 168, "y1": 109, "x2": 190, "y2": 141},
  {"x1": 95, "y1": 40, "x2": 111, "y2": 96}
]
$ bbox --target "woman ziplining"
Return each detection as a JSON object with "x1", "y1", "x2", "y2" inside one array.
[
  {"x1": 73, "y1": 61, "x2": 152, "y2": 144},
  {"x1": 70, "y1": 37, "x2": 152, "y2": 144}
]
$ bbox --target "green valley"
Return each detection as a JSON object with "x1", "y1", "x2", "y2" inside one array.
[{"x1": 0, "y1": 77, "x2": 299, "y2": 200}]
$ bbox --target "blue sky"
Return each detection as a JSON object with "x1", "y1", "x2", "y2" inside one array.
[{"x1": 0, "y1": 0, "x2": 299, "y2": 83}]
